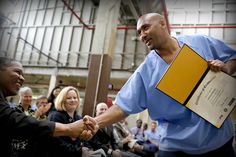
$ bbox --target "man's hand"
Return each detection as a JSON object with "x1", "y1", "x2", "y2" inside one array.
[
  {"x1": 34, "y1": 103, "x2": 51, "y2": 119},
  {"x1": 55, "y1": 115, "x2": 98, "y2": 141},
  {"x1": 208, "y1": 59, "x2": 236, "y2": 75},
  {"x1": 83, "y1": 115, "x2": 99, "y2": 135},
  {"x1": 208, "y1": 59, "x2": 225, "y2": 72},
  {"x1": 112, "y1": 149, "x2": 122, "y2": 157},
  {"x1": 67, "y1": 120, "x2": 87, "y2": 139}
]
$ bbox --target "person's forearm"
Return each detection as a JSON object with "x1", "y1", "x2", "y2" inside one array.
[
  {"x1": 95, "y1": 105, "x2": 128, "y2": 128},
  {"x1": 224, "y1": 59, "x2": 236, "y2": 75},
  {"x1": 53, "y1": 122, "x2": 72, "y2": 137},
  {"x1": 53, "y1": 120, "x2": 95, "y2": 140}
]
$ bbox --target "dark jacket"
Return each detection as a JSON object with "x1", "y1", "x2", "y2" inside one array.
[
  {"x1": 10, "y1": 104, "x2": 38, "y2": 157},
  {"x1": 0, "y1": 94, "x2": 55, "y2": 157},
  {"x1": 88, "y1": 124, "x2": 119, "y2": 154},
  {"x1": 47, "y1": 111, "x2": 83, "y2": 157}
]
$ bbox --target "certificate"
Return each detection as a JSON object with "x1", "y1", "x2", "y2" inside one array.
[
  {"x1": 186, "y1": 70, "x2": 236, "y2": 128},
  {"x1": 156, "y1": 44, "x2": 236, "y2": 128}
]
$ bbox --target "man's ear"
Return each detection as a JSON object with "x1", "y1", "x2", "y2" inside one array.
[{"x1": 159, "y1": 18, "x2": 166, "y2": 28}]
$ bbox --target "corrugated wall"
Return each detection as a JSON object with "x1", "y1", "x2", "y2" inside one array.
[
  {"x1": 1, "y1": 0, "x2": 235, "y2": 72},
  {"x1": 0, "y1": 0, "x2": 147, "y2": 71},
  {"x1": 166, "y1": 0, "x2": 236, "y2": 49}
]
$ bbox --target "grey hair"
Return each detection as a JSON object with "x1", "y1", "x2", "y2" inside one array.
[{"x1": 19, "y1": 86, "x2": 32, "y2": 96}]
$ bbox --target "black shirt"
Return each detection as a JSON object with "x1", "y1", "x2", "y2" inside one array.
[
  {"x1": 47, "y1": 111, "x2": 83, "y2": 157},
  {"x1": 0, "y1": 99, "x2": 55, "y2": 157}
]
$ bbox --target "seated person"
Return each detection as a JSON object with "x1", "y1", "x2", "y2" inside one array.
[
  {"x1": 47, "y1": 85, "x2": 62, "y2": 115},
  {"x1": 130, "y1": 119, "x2": 145, "y2": 142},
  {"x1": 11, "y1": 87, "x2": 37, "y2": 157},
  {"x1": 34, "y1": 95, "x2": 51, "y2": 120},
  {"x1": 113, "y1": 119, "x2": 156, "y2": 157},
  {"x1": 48, "y1": 86, "x2": 104, "y2": 157},
  {"x1": 14, "y1": 87, "x2": 35, "y2": 116},
  {"x1": 89, "y1": 102, "x2": 139, "y2": 157},
  {"x1": 145, "y1": 121, "x2": 159, "y2": 149}
]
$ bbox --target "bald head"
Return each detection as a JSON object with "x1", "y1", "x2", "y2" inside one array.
[
  {"x1": 139, "y1": 13, "x2": 163, "y2": 21},
  {"x1": 137, "y1": 13, "x2": 163, "y2": 30},
  {"x1": 96, "y1": 102, "x2": 108, "y2": 116},
  {"x1": 137, "y1": 13, "x2": 169, "y2": 50}
]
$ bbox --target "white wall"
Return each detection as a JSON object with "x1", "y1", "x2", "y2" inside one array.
[{"x1": 166, "y1": 0, "x2": 236, "y2": 49}]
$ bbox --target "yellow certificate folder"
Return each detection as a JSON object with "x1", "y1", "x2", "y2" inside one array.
[
  {"x1": 156, "y1": 44, "x2": 236, "y2": 128},
  {"x1": 156, "y1": 44, "x2": 208, "y2": 105}
]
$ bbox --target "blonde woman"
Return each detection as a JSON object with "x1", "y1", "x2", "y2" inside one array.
[
  {"x1": 51, "y1": 86, "x2": 80, "y2": 120},
  {"x1": 47, "y1": 86, "x2": 104, "y2": 157},
  {"x1": 47, "y1": 86, "x2": 84, "y2": 157}
]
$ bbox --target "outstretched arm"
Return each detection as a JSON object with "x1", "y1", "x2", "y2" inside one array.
[
  {"x1": 53, "y1": 119, "x2": 97, "y2": 140},
  {"x1": 95, "y1": 104, "x2": 128, "y2": 129},
  {"x1": 83, "y1": 104, "x2": 128, "y2": 131},
  {"x1": 0, "y1": 102, "x2": 95, "y2": 140}
]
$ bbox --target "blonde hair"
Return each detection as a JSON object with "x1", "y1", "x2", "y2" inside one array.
[{"x1": 54, "y1": 86, "x2": 80, "y2": 111}]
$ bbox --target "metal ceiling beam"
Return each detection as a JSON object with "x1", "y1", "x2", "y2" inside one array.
[
  {"x1": 90, "y1": 0, "x2": 100, "y2": 6},
  {"x1": 137, "y1": 0, "x2": 151, "y2": 15},
  {"x1": 23, "y1": 66, "x2": 133, "y2": 79},
  {"x1": 122, "y1": 0, "x2": 139, "y2": 21}
]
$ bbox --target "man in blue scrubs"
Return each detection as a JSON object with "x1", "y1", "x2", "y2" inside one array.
[{"x1": 91, "y1": 13, "x2": 236, "y2": 157}]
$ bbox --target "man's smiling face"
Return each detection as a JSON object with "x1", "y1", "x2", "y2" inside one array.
[{"x1": 0, "y1": 62, "x2": 24, "y2": 97}]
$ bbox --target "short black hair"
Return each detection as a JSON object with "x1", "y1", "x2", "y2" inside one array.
[{"x1": 0, "y1": 57, "x2": 15, "y2": 70}]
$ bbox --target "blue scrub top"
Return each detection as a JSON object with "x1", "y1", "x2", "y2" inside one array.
[{"x1": 115, "y1": 35, "x2": 236, "y2": 154}]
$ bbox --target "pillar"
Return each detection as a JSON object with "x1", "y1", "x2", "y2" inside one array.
[{"x1": 83, "y1": 0, "x2": 121, "y2": 116}]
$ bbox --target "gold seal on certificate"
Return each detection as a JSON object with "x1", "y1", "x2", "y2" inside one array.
[{"x1": 156, "y1": 44, "x2": 236, "y2": 128}]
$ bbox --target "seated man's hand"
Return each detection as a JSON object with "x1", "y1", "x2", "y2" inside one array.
[
  {"x1": 133, "y1": 143, "x2": 144, "y2": 152},
  {"x1": 42, "y1": 102, "x2": 52, "y2": 113},
  {"x1": 111, "y1": 149, "x2": 122, "y2": 157},
  {"x1": 34, "y1": 103, "x2": 52, "y2": 118},
  {"x1": 123, "y1": 135, "x2": 132, "y2": 144}
]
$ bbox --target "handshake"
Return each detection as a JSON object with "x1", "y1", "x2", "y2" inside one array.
[{"x1": 57, "y1": 115, "x2": 99, "y2": 140}]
